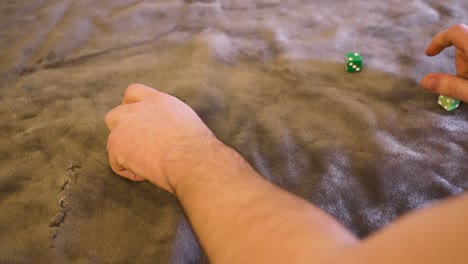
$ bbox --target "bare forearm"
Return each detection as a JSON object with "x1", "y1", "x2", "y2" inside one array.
[
  {"x1": 107, "y1": 84, "x2": 468, "y2": 264},
  {"x1": 174, "y1": 142, "x2": 358, "y2": 264}
]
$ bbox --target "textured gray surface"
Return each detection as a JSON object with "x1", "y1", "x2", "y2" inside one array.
[{"x1": 0, "y1": 0, "x2": 467, "y2": 263}]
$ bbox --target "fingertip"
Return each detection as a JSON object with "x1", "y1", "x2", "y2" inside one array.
[
  {"x1": 425, "y1": 48, "x2": 435, "y2": 56},
  {"x1": 421, "y1": 73, "x2": 440, "y2": 92},
  {"x1": 425, "y1": 27, "x2": 453, "y2": 56},
  {"x1": 425, "y1": 43, "x2": 443, "y2": 57},
  {"x1": 422, "y1": 72, "x2": 438, "y2": 80},
  {"x1": 422, "y1": 73, "x2": 468, "y2": 102},
  {"x1": 425, "y1": 43, "x2": 433, "y2": 55}
]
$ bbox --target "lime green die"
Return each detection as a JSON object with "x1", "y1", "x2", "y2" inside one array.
[
  {"x1": 438, "y1": 95, "x2": 461, "y2": 111},
  {"x1": 345, "y1": 52, "x2": 362, "y2": 73}
]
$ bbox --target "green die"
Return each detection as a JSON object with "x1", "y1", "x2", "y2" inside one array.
[
  {"x1": 345, "y1": 52, "x2": 362, "y2": 73},
  {"x1": 438, "y1": 95, "x2": 461, "y2": 111}
]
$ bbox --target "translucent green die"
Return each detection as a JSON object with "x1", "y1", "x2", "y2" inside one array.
[
  {"x1": 438, "y1": 95, "x2": 461, "y2": 111},
  {"x1": 345, "y1": 52, "x2": 362, "y2": 73}
]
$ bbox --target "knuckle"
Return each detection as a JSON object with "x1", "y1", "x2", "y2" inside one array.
[
  {"x1": 127, "y1": 83, "x2": 142, "y2": 90},
  {"x1": 104, "y1": 111, "x2": 113, "y2": 126},
  {"x1": 453, "y1": 23, "x2": 468, "y2": 32},
  {"x1": 125, "y1": 83, "x2": 145, "y2": 97},
  {"x1": 107, "y1": 132, "x2": 120, "y2": 151},
  {"x1": 452, "y1": 24, "x2": 468, "y2": 53}
]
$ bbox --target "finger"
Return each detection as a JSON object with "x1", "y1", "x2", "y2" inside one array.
[
  {"x1": 104, "y1": 104, "x2": 132, "y2": 131},
  {"x1": 455, "y1": 49, "x2": 468, "y2": 78},
  {"x1": 426, "y1": 24, "x2": 468, "y2": 56},
  {"x1": 421, "y1": 73, "x2": 468, "y2": 102},
  {"x1": 122, "y1": 83, "x2": 160, "y2": 104},
  {"x1": 108, "y1": 151, "x2": 146, "y2": 182}
]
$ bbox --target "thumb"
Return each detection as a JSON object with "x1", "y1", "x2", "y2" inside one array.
[{"x1": 421, "y1": 73, "x2": 468, "y2": 103}]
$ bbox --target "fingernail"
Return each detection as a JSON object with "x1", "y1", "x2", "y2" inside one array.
[{"x1": 424, "y1": 78, "x2": 437, "y2": 91}]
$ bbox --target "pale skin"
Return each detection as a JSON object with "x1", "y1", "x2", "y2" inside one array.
[{"x1": 105, "y1": 24, "x2": 468, "y2": 264}]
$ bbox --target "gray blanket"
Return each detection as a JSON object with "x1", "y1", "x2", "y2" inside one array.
[{"x1": 1, "y1": 0, "x2": 467, "y2": 263}]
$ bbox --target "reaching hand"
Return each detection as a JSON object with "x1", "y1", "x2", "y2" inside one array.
[
  {"x1": 104, "y1": 84, "x2": 219, "y2": 194},
  {"x1": 421, "y1": 23, "x2": 468, "y2": 103}
]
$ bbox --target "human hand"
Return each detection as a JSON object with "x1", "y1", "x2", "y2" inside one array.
[
  {"x1": 105, "y1": 84, "x2": 219, "y2": 194},
  {"x1": 421, "y1": 23, "x2": 468, "y2": 102}
]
